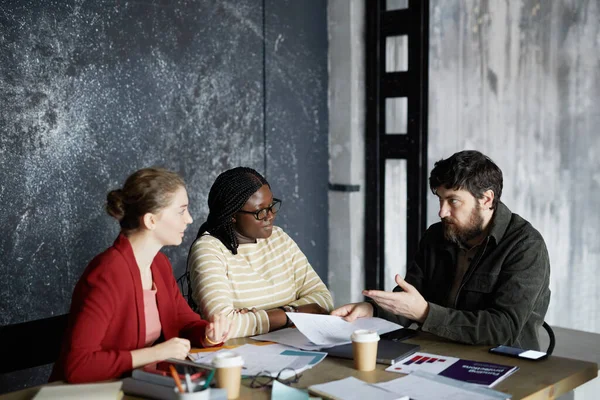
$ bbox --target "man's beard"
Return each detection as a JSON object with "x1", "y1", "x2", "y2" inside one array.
[{"x1": 442, "y1": 204, "x2": 484, "y2": 246}]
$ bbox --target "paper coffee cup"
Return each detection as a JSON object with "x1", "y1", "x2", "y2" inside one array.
[
  {"x1": 351, "y1": 329, "x2": 380, "y2": 371},
  {"x1": 212, "y1": 351, "x2": 244, "y2": 399}
]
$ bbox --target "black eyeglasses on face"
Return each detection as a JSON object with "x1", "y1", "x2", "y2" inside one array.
[{"x1": 237, "y1": 198, "x2": 282, "y2": 221}]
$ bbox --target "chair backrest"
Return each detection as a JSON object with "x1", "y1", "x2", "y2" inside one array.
[
  {"x1": 177, "y1": 242, "x2": 201, "y2": 313},
  {"x1": 542, "y1": 321, "x2": 555, "y2": 355},
  {"x1": 177, "y1": 265, "x2": 198, "y2": 313},
  {"x1": 0, "y1": 314, "x2": 69, "y2": 374},
  {"x1": 542, "y1": 321, "x2": 556, "y2": 355}
]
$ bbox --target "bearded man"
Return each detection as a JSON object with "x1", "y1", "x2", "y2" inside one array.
[{"x1": 332, "y1": 150, "x2": 551, "y2": 350}]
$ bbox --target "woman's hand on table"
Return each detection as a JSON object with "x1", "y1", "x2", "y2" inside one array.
[
  {"x1": 203, "y1": 312, "x2": 231, "y2": 347},
  {"x1": 153, "y1": 337, "x2": 191, "y2": 360},
  {"x1": 131, "y1": 337, "x2": 190, "y2": 368}
]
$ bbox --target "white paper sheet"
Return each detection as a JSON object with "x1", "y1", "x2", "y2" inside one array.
[
  {"x1": 375, "y1": 372, "x2": 511, "y2": 400},
  {"x1": 309, "y1": 376, "x2": 407, "y2": 400},
  {"x1": 189, "y1": 343, "x2": 327, "y2": 378},
  {"x1": 286, "y1": 313, "x2": 402, "y2": 346},
  {"x1": 188, "y1": 350, "x2": 219, "y2": 366},
  {"x1": 33, "y1": 382, "x2": 123, "y2": 399},
  {"x1": 251, "y1": 327, "x2": 334, "y2": 350}
]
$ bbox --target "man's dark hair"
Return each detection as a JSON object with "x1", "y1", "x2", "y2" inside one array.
[
  {"x1": 429, "y1": 150, "x2": 503, "y2": 210},
  {"x1": 196, "y1": 167, "x2": 269, "y2": 254}
]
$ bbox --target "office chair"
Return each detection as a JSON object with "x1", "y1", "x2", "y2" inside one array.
[
  {"x1": 0, "y1": 314, "x2": 69, "y2": 374},
  {"x1": 176, "y1": 260, "x2": 199, "y2": 313},
  {"x1": 542, "y1": 321, "x2": 555, "y2": 355}
]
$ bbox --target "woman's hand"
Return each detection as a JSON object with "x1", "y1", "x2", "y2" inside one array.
[
  {"x1": 203, "y1": 312, "x2": 231, "y2": 347},
  {"x1": 296, "y1": 303, "x2": 328, "y2": 315},
  {"x1": 152, "y1": 337, "x2": 191, "y2": 360}
]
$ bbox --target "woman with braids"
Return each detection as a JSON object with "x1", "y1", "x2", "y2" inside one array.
[
  {"x1": 188, "y1": 167, "x2": 333, "y2": 338},
  {"x1": 51, "y1": 168, "x2": 230, "y2": 383}
]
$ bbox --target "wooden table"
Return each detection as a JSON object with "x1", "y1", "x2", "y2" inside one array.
[{"x1": 2, "y1": 331, "x2": 597, "y2": 400}]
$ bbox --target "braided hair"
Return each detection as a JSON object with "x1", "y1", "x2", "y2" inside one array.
[{"x1": 197, "y1": 167, "x2": 268, "y2": 255}]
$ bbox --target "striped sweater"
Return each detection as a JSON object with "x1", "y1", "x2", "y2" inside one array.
[{"x1": 188, "y1": 226, "x2": 333, "y2": 338}]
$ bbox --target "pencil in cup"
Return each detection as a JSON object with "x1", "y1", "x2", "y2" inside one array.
[{"x1": 169, "y1": 364, "x2": 186, "y2": 393}]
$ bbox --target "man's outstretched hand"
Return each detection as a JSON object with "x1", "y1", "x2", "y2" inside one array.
[{"x1": 363, "y1": 275, "x2": 429, "y2": 323}]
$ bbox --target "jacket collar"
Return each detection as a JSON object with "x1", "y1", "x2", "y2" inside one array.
[
  {"x1": 487, "y1": 201, "x2": 512, "y2": 245},
  {"x1": 112, "y1": 233, "x2": 147, "y2": 349},
  {"x1": 113, "y1": 233, "x2": 140, "y2": 274}
]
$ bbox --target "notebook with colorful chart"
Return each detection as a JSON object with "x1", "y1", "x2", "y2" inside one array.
[{"x1": 386, "y1": 352, "x2": 518, "y2": 387}]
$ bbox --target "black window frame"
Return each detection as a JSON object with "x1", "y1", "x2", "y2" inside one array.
[{"x1": 364, "y1": 0, "x2": 430, "y2": 290}]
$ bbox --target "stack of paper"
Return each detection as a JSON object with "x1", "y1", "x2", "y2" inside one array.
[
  {"x1": 376, "y1": 372, "x2": 512, "y2": 400},
  {"x1": 33, "y1": 382, "x2": 123, "y2": 399},
  {"x1": 309, "y1": 376, "x2": 406, "y2": 400},
  {"x1": 251, "y1": 314, "x2": 402, "y2": 350},
  {"x1": 308, "y1": 372, "x2": 511, "y2": 400},
  {"x1": 189, "y1": 343, "x2": 326, "y2": 378}
]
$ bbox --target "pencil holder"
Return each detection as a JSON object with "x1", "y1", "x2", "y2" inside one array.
[{"x1": 173, "y1": 387, "x2": 227, "y2": 400}]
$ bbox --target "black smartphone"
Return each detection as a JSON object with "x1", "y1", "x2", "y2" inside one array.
[{"x1": 489, "y1": 345, "x2": 547, "y2": 360}]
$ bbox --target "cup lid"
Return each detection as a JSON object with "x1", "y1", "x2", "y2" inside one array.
[
  {"x1": 351, "y1": 329, "x2": 380, "y2": 343},
  {"x1": 212, "y1": 351, "x2": 244, "y2": 368}
]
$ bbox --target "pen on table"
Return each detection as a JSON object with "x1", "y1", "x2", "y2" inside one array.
[
  {"x1": 169, "y1": 365, "x2": 185, "y2": 394},
  {"x1": 184, "y1": 367, "x2": 193, "y2": 393},
  {"x1": 202, "y1": 368, "x2": 216, "y2": 390}
]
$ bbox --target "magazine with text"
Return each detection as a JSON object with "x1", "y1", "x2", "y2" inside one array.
[{"x1": 386, "y1": 352, "x2": 519, "y2": 387}]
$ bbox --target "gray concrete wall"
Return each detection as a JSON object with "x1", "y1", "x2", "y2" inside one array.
[
  {"x1": 429, "y1": 0, "x2": 600, "y2": 333},
  {"x1": 328, "y1": 0, "x2": 366, "y2": 306},
  {"x1": 0, "y1": 0, "x2": 328, "y2": 392}
]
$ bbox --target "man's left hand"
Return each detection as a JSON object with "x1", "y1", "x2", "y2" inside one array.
[{"x1": 363, "y1": 275, "x2": 430, "y2": 323}]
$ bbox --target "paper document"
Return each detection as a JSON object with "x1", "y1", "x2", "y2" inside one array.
[
  {"x1": 188, "y1": 350, "x2": 219, "y2": 366},
  {"x1": 309, "y1": 376, "x2": 407, "y2": 400},
  {"x1": 33, "y1": 382, "x2": 123, "y2": 399},
  {"x1": 386, "y1": 352, "x2": 518, "y2": 387},
  {"x1": 287, "y1": 313, "x2": 402, "y2": 346},
  {"x1": 272, "y1": 380, "x2": 309, "y2": 400},
  {"x1": 375, "y1": 371, "x2": 511, "y2": 400},
  {"x1": 189, "y1": 343, "x2": 326, "y2": 378},
  {"x1": 252, "y1": 327, "x2": 328, "y2": 351}
]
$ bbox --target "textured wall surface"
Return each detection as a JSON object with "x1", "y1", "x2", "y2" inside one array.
[
  {"x1": 327, "y1": 0, "x2": 366, "y2": 305},
  {"x1": 0, "y1": 0, "x2": 327, "y2": 391},
  {"x1": 429, "y1": 0, "x2": 600, "y2": 333},
  {"x1": 265, "y1": 0, "x2": 329, "y2": 276}
]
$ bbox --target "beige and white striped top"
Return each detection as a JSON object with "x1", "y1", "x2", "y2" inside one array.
[{"x1": 188, "y1": 226, "x2": 334, "y2": 338}]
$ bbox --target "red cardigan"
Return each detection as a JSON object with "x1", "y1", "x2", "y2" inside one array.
[{"x1": 51, "y1": 234, "x2": 211, "y2": 383}]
